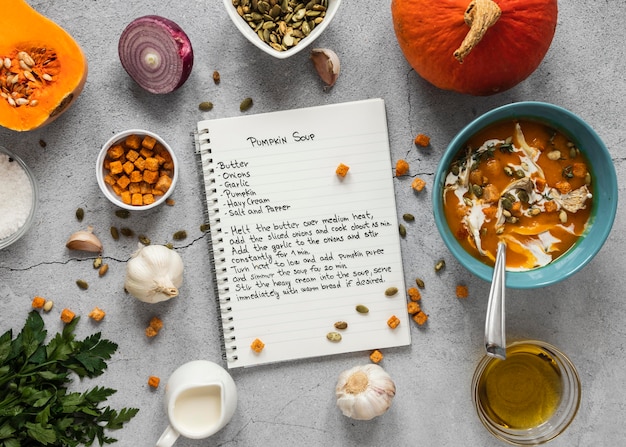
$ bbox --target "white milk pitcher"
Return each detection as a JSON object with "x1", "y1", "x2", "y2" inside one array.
[{"x1": 156, "y1": 360, "x2": 237, "y2": 447}]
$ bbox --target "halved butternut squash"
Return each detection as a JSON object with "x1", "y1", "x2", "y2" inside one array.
[{"x1": 0, "y1": 0, "x2": 88, "y2": 131}]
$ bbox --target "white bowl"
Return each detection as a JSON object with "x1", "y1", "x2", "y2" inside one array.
[
  {"x1": 96, "y1": 129, "x2": 178, "y2": 211},
  {"x1": 224, "y1": 0, "x2": 341, "y2": 59},
  {"x1": 0, "y1": 146, "x2": 38, "y2": 249}
]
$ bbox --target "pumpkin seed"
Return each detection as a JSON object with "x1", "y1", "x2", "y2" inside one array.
[
  {"x1": 334, "y1": 321, "x2": 348, "y2": 330},
  {"x1": 138, "y1": 235, "x2": 151, "y2": 246},
  {"x1": 385, "y1": 287, "x2": 398, "y2": 297},
  {"x1": 399, "y1": 224, "x2": 406, "y2": 238},
  {"x1": 120, "y1": 227, "x2": 134, "y2": 237},
  {"x1": 434, "y1": 259, "x2": 446, "y2": 272},
  {"x1": 43, "y1": 300, "x2": 54, "y2": 312},
  {"x1": 415, "y1": 278, "x2": 425, "y2": 289},
  {"x1": 240, "y1": 97, "x2": 253, "y2": 112},
  {"x1": 402, "y1": 213, "x2": 415, "y2": 222},
  {"x1": 199, "y1": 101, "x2": 213, "y2": 111},
  {"x1": 99, "y1": 264, "x2": 109, "y2": 277},
  {"x1": 200, "y1": 223, "x2": 210, "y2": 232},
  {"x1": 356, "y1": 304, "x2": 369, "y2": 314},
  {"x1": 75, "y1": 207, "x2": 84, "y2": 221},
  {"x1": 76, "y1": 279, "x2": 89, "y2": 290},
  {"x1": 173, "y1": 230, "x2": 187, "y2": 240},
  {"x1": 110, "y1": 226, "x2": 120, "y2": 240},
  {"x1": 326, "y1": 331, "x2": 342, "y2": 342},
  {"x1": 115, "y1": 209, "x2": 130, "y2": 218},
  {"x1": 213, "y1": 70, "x2": 221, "y2": 84},
  {"x1": 93, "y1": 256, "x2": 102, "y2": 269}
]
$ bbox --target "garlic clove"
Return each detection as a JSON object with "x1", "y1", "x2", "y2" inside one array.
[
  {"x1": 66, "y1": 226, "x2": 103, "y2": 253},
  {"x1": 310, "y1": 48, "x2": 340, "y2": 88},
  {"x1": 336, "y1": 364, "x2": 396, "y2": 421}
]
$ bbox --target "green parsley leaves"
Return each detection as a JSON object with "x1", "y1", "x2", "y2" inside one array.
[{"x1": 0, "y1": 311, "x2": 138, "y2": 446}]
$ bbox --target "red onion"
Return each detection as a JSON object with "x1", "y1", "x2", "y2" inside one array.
[{"x1": 118, "y1": 15, "x2": 194, "y2": 94}]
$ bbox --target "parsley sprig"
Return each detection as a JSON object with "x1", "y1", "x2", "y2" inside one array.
[{"x1": 0, "y1": 311, "x2": 138, "y2": 446}]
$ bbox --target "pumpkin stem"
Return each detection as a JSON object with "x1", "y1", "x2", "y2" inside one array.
[{"x1": 454, "y1": 0, "x2": 502, "y2": 63}]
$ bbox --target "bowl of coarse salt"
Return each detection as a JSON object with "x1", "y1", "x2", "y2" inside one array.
[{"x1": 0, "y1": 146, "x2": 38, "y2": 250}]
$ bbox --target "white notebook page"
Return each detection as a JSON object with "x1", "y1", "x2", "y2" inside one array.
[{"x1": 196, "y1": 98, "x2": 410, "y2": 368}]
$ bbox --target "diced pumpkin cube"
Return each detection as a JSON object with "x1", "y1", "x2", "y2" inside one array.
[
  {"x1": 128, "y1": 182, "x2": 141, "y2": 194},
  {"x1": 140, "y1": 148, "x2": 154, "y2": 159},
  {"x1": 134, "y1": 157, "x2": 146, "y2": 171},
  {"x1": 142, "y1": 135, "x2": 157, "y2": 150},
  {"x1": 126, "y1": 149, "x2": 139, "y2": 162},
  {"x1": 109, "y1": 160, "x2": 123, "y2": 175},
  {"x1": 140, "y1": 181, "x2": 152, "y2": 194},
  {"x1": 111, "y1": 183, "x2": 123, "y2": 196},
  {"x1": 123, "y1": 161, "x2": 135, "y2": 175},
  {"x1": 120, "y1": 190, "x2": 132, "y2": 204},
  {"x1": 104, "y1": 174, "x2": 117, "y2": 186},
  {"x1": 143, "y1": 170, "x2": 159, "y2": 184},
  {"x1": 131, "y1": 193, "x2": 143, "y2": 206},
  {"x1": 144, "y1": 157, "x2": 159, "y2": 171},
  {"x1": 125, "y1": 134, "x2": 141, "y2": 149},
  {"x1": 154, "y1": 174, "x2": 172, "y2": 192},
  {"x1": 129, "y1": 170, "x2": 143, "y2": 183},
  {"x1": 143, "y1": 194, "x2": 155, "y2": 205},
  {"x1": 107, "y1": 144, "x2": 125, "y2": 159},
  {"x1": 116, "y1": 175, "x2": 131, "y2": 189}
]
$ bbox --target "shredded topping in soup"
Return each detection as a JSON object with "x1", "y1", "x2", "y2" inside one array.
[{"x1": 443, "y1": 120, "x2": 593, "y2": 270}]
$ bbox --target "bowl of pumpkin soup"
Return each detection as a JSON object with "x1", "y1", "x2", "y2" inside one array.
[{"x1": 433, "y1": 102, "x2": 618, "y2": 288}]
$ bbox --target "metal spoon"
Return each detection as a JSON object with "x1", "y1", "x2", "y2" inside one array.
[{"x1": 485, "y1": 241, "x2": 507, "y2": 360}]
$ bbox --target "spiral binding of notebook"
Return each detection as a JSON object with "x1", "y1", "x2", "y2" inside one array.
[{"x1": 193, "y1": 129, "x2": 238, "y2": 364}]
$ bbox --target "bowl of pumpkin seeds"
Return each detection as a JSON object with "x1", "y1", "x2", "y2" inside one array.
[{"x1": 225, "y1": 0, "x2": 341, "y2": 59}]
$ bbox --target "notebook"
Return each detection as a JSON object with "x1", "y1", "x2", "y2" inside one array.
[{"x1": 194, "y1": 98, "x2": 411, "y2": 368}]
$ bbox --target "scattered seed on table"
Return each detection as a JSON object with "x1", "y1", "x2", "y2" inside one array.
[
  {"x1": 93, "y1": 256, "x2": 102, "y2": 269},
  {"x1": 75, "y1": 207, "x2": 84, "y2": 221},
  {"x1": 435, "y1": 259, "x2": 446, "y2": 272},
  {"x1": 415, "y1": 278, "x2": 425, "y2": 289},
  {"x1": 326, "y1": 331, "x2": 342, "y2": 342},
  {"x1": 38, "y1": 139, "x2": 47, "y2": 148},
  {"x1": 115, "y1": 209, "x2": 130, "y2": 218},
  {"x1": 334, "y1": 321, "x2": 348, "y2": 330},
  {"x1": 120, "y1": 227, "x2": 134, "y2": 237},
  {"x1": 213, "y1": 70, "x2": 220, "y2": 84},
  {"x1": 385, "y1": 287, "x2": 398, "y2": 297},
  {"x1": 356, "y1": 304, "x2": 369, "y2": 314},
  {"x1": 76, "y1": 279, "x2": 89, "y2": 290},
  {"x1": 110, "y1": 226, "x2": 120, "y2": 240},
  {"x1": 200, "y1": 223, "x2": 210, "y2": 232},
  {"x1": 240, "y1": 97, "x2": 253, "y2": 112},
  {"x1": 399, "y1": 224, "x2": 407, "y2": 238},
  {"x1": 99, "y1": 264, "x2": 109, "y2": 277},
  {"x1": 173, "y1": 230, "x2": 187, "y2": 240},
  {"x1": 199, "y1": 101, "x2": 213, "y2": 111},
  {"x1": 138, "y1": 235, "x2": 151, "y2": 246},
  {"x1": 403, "y1": 213, "x2": 415, "y2": 222}
]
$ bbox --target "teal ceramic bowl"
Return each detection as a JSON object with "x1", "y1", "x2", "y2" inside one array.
[{"x1": 432, "y1": 102, "x2": 618, "y2": 289}]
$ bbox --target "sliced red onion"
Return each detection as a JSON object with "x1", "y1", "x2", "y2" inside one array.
[{"x1": 118, "y1": 15, "x2": 194, "y2": 94}]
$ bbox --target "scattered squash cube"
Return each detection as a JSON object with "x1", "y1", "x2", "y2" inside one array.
[
  {"x1": 31, "y1": 296, "x2": 45, "y2": 309},
  {"x1": 148, "y1": 376, "x2": 160, "y2": 389},
  {"x1": 251, "y1": 338, "x2": 265, "y2": 353},
  {"x1": 411, "y1": 177, "x2": 426, "y2": 192},
  {"x1": 395, "y1": 159, "x2": 409, "y2": 176},
  {"x1": 407, "y1": 287, "x2": 421, "y2": 301},
  {"x1": 336, "y1": 163, "x2": 350, "y2": 177},
  {"x1": 60, "y1": 308, "x2": 76, "y2": 324},
  {"x1": 414, "y1": 133, "x2": 431, "y2": 147},
  {"x1": 88, "y1": 306, "x2": 106, "y2": 321},
  {"x1": 412, "y1": 311, "x2": 428, "y2": 326},
  {"x1": 407, "y1": 301, "x2": 421, "y2": 314},
  {"x1": 456, "y1": 285, "x2": 469, "y2": 299},
  {"x1": 369, "y1": 349, "x2": 384, "y2": 363},
  {"x1": 387, "y1": 315, "x2": 401, "y2": 329}
]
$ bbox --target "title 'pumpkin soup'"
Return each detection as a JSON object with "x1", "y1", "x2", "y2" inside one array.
[{"x1": 443, "y1": 119, "x2": 592, "y2": 270}]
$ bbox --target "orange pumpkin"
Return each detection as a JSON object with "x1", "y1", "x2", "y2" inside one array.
[
  {"x1": 391, "y1": 0, "x2": 558, "y2": 95},
  {"x1": 0, "y1": 0, "x2": 88, "y2": 131}
]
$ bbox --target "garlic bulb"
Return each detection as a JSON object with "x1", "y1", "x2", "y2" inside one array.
[
  {"x1": 124, "y1": 244, "x2": 183, "y2": 303},
  {"x1": 336, "y1": 364, "x2": 396, "y2": 420},
  {"x1": 310, "y1": 48, "x2": 340, "y2": 88}
]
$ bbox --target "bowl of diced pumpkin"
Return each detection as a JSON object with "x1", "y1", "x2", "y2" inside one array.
[{"x1": 96, "y1": 129, "x2": 178, "y2": 210}]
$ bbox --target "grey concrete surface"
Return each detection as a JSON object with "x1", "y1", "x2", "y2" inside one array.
[{"x1": 1, "y1": 1, "x2": 625, "y2": 446}]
